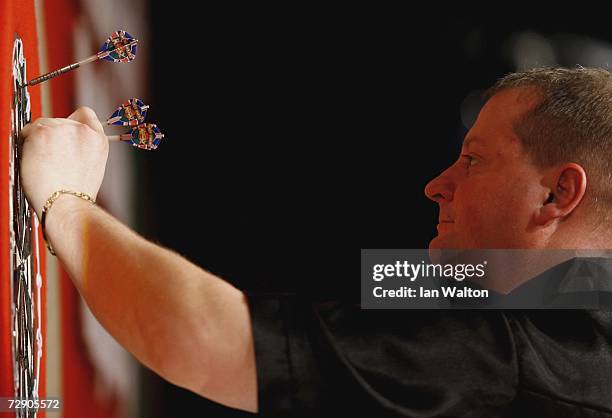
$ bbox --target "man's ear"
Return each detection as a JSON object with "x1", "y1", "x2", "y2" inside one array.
[{"x1": 534, "y1": 163, "x2": 587, "y2": 226}]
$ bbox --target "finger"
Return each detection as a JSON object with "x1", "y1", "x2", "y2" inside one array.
[
  {"x1": 21, "y1": 118, "x2": 82, "y2": 138},
  {"x1": 20, "y1": 118, "x2": 54, "y2": 138},
  {"x1": 67, "y1": 106, "x2": 105, "y2": 135}
]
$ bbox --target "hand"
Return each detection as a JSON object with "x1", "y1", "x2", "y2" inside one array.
[{"x1": 20, "y1": 107, "x2": 109, "y2": 219}]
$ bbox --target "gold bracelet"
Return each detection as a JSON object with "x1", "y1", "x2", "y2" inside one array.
[{"x1": 41, "y1": 189, "x2": 96, "y2": 256}]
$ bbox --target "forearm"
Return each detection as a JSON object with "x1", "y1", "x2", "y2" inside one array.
[{"x1": 44, "y1": 196, "x2": 253, "y2": 396}]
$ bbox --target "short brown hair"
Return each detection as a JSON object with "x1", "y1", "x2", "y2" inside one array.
[{"x1": 485, "y1": 67, "x2": 612, "y2": 221}]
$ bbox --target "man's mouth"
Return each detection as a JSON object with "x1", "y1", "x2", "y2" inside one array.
[{"x1": 436, "y1": 220, "x2": 454, "y2": 232}]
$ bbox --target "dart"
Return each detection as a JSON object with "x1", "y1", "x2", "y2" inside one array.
[
  {"x1": 106, "y1": 98, "x2": 149, "y2": 126},
  {"x1": 26, "y1": 30, "x2": 138, "y2": 87},
  {"x1": 107, "y1": 123, "x2": 165, "y2": 151}
]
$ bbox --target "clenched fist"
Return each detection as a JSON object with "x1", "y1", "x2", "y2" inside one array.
[{"x1": 20, "y1": 107, "x2": 109, "y2": 220}]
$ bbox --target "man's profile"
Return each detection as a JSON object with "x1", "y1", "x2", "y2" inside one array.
[{"x1": 19, "y1": 67, "x2": 612, "y2": 416}]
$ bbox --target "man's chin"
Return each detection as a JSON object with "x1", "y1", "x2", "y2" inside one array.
[
  {"x1": 428, "y1": 234, "x2": 465, "y2": 263},
  {"x1": 428, "y1": 233, "x2": 452, "y2": 250},
  {"x1": 428, "y1": 235, "x2": 447, "y2": 263}
]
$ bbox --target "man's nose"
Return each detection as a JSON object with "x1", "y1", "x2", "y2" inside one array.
[{"x1": 424, "y1": 168, "x2": 455, "y2": 203}]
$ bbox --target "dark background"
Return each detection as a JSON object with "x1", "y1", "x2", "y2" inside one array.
[
  {"x1": 138, "y1": 10, "x2": 612, "y2": 417},
  {"x1": 142, "y1": 14, "x2": 485, "y2": 292}
]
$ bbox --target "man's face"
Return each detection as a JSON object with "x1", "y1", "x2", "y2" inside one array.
[{"x1": 425, "y1": 88, "x2": 547, "y2": 249}]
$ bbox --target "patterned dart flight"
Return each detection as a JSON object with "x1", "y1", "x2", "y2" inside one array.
[
  {"x1": 106, "y1": 98, "x2": 149, "y2": 127},
  {"x1": 99, "y1": 30, "x2": 138, "y2": 63},
  {"x1": 108, "y1": 123, "x2": 165, "y2": 151},
  {"x1": 27, "y1": 30, "x2": 138, "y2": 86}
]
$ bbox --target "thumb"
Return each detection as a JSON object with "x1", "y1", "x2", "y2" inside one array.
[{"x1": 68, "y1": 106, "x2": 105, "y2": 135}]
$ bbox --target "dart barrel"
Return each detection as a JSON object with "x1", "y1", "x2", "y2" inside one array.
[{"x1": 27, "y1": 62, "x2": 80, "y2": 86}]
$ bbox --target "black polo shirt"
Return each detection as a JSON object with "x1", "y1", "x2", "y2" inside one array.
[{"x1": 247, "y1": 259, "x2": 612, "y2": 417}]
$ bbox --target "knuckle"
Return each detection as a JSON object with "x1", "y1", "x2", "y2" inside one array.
[
  {"x1": 76, "y1": 106, "x2": 97, "y2": 119},
  {"x1": 29, "y1": 118, "x2": 46, "y2": 131},
  {"x1": 35, "y1": 123, "x2": 51, "y2": 137}
]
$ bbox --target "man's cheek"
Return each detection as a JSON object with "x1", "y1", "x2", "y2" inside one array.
[{"x1": 458, "y1": 201, "x2": 497, "y2": 246}]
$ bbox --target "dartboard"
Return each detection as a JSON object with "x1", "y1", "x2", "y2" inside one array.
[{"x1": 8, "y1": 35, "x2": 43, "y2": 418}]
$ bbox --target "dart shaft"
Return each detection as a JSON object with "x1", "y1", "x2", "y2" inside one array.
[
  {"x1": 107, "y1": 135, "x2": 131, "y2": 142},
  {"x1": 107, "y1": 133, "x2": 164, "y2": 142}
]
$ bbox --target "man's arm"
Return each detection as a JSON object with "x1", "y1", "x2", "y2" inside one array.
[{"x1": 20, "y1": 108, "x2": 257, "y2": 412}]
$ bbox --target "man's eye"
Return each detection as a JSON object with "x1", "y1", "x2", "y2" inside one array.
[{"x1": 461, "y1": 154, "x2": 478, "y2": 167}]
